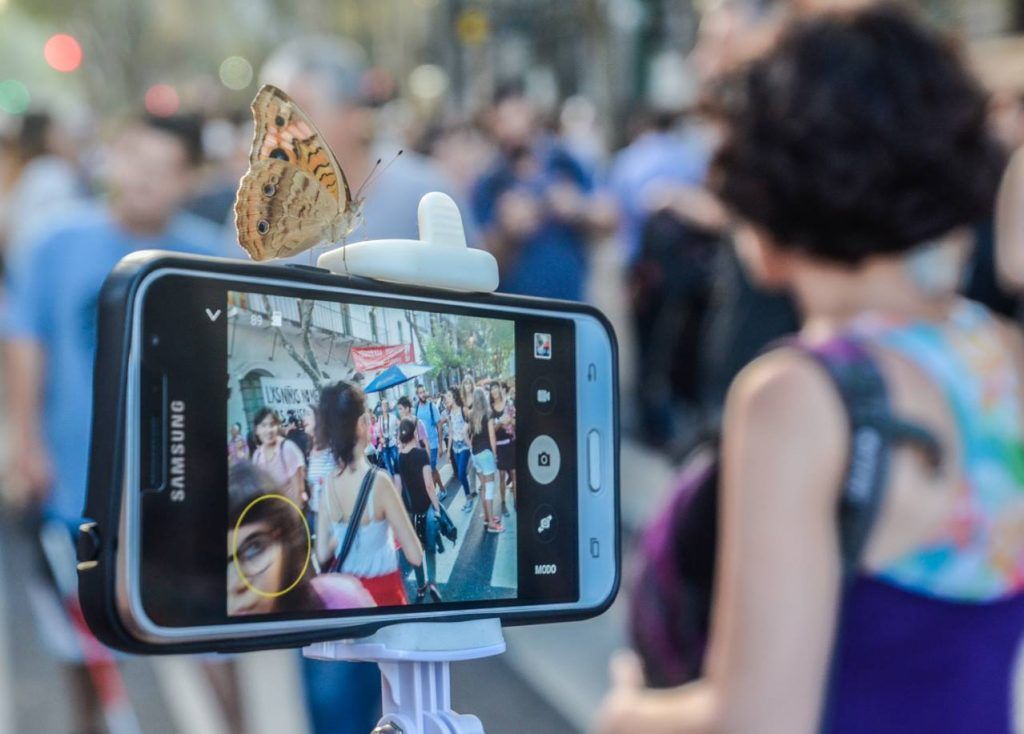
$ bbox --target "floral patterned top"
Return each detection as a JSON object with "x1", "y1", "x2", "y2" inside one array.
[{"x1": 850, "y1": 298, "x2": 1024, "y2": 601}]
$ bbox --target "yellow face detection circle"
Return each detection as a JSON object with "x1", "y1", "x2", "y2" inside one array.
[{"x1": 231, "y1": 493, "x2": 311, "y2": 599}]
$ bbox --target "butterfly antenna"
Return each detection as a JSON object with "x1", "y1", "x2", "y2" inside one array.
[{"x1": 355, "y1": 150, "x2": 404, "y2": 200}]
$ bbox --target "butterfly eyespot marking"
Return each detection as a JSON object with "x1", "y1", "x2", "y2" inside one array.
[
  {"x1": 274, "y1": 115, "x2": 285, "y2": 126},
  {"x1": 262, "y1": 183, "x2": 276, "y2": 197},
  {"x1": 256, "y1": 219, "x2": 270, "y2": 235},
  {"x1": 269, "y1": 148, "x2": 289, "y2": 161}
]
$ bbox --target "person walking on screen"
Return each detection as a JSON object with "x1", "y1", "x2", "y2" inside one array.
[
  {"x1": 315, "y1": 381, "x2": 422, "y2": 607},
  {"x1": 469, "y1": 387, "x2": 502, "y2": 533},
  {"x1": 414, "y1": 383, "x2": 448, "y2": 500},
  {"x1": 395, "y1": 418, "x2": 444, "y2": 602},
  {"x1": 251, "y1": 407, "x2": 307, "y2": 506}
]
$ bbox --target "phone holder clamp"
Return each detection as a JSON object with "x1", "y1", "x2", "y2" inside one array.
[
  {"x1": 304, "y1": 618, "x2": 506, "y2": 734},
  {"x1": 317, "y1": 192, "x2": 500, "y2": 294}
]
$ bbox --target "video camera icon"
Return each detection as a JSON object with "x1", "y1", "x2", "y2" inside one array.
[
  {"x1": 532, "y1": 378, "x2": 555, "y2": 414},
  {"x1": 528, "y1": 435, "x2": 560, "y2": 485}
]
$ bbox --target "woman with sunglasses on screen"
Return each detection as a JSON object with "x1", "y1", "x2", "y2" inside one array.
[
  {"x1": 595, "y1": 6, "x2": 1024, "y2": 734},
  {"x1": 395, "y1": 417, "x2": 444, "y2": 602},
  {"x1": 227, "y1": 461, "x2": 373, "y2": 615},
  {"x1": 469, "y1": 386, "x2": 502, "y2": 533},
  {"x1": 315, "y1": 381, "x2": 422, "y2": 607}
]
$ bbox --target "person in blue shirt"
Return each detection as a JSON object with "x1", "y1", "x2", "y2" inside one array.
[
  {"x1": 3, "y1": 113, "x2": 237, "y2": 733},
  {"x1": 607, "y1": 110, "x2": 713, "y2": 264},
  {"x1": 414, "y1": 382, "x2": 448, "y2": 500},
  {"x1": 472, "y1": 87, "x2": 605, "y2": 302},
  {"x1": 4, "y1": 112, "x2": 232, "y2": 521}
]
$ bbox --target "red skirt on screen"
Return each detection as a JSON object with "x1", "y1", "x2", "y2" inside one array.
[{"x1": 359, "y1": 570, "x2": 408, "y2": 607}]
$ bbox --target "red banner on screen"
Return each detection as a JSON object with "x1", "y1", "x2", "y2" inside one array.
[{"x1": 351, "y1": 343, "x2": 415, "y2": 372}]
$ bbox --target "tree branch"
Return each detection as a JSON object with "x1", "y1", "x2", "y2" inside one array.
[{"x1": 261, "y1": 294, "x2": 323, "y2": 390}]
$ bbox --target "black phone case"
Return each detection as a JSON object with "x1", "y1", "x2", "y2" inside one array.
[{"x1": 78, "y1": 250, "x2": 621, "y2": 654}]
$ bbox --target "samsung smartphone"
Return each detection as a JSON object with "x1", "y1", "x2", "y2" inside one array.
[{"x1": 78, "y1": 252, "x2": 619, "y2": 654}]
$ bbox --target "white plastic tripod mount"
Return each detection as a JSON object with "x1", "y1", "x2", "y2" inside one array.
[
  {"x1": 305, "y1": 192, "x2": 504, "y2": 733},
  {"x1": 317, "y1": 191, "x2": 500, "y2": 294},
  {"x1": 304, "y1": 619, "x2": 506, "y2": 734}
]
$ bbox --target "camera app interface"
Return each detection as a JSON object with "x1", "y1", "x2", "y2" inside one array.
[{"x1": 223, "y1": 290, "x2": 575, "y2": 617}]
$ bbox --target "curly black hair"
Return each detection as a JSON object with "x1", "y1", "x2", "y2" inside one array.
[{"x1": 708, "y1": 3, "x2": 1006, "y2": 265}]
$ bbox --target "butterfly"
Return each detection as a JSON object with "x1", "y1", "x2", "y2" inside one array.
[{"x1": 234, "y1": 84, "x2": 363, "y2": 261}]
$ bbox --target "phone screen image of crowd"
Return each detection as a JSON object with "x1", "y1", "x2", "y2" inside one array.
[{"x1": 225, "y1": 291, "x2": 520, "y2": 616}]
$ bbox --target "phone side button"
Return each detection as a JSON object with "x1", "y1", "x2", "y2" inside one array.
[{"x1": 587, "y1": 430, "x2": 601, "y2": 492}]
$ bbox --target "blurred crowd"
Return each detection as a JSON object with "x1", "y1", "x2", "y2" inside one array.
[
  {"x1": 1, "y1": 7, "x2": 1021, "y2": 465},
  {"x1": 2, "y1": 0, "x2": 1024, "y2": 732},
  {"x1": 1, "y1": 5, "x2": 1022, "y2": 457}
]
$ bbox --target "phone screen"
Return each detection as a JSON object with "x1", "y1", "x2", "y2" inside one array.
[{"x1": 139, "y1": 273, "x2": 580, "y2": 628}]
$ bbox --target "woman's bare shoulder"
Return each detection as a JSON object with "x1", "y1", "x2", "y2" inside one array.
[
  {"x1": 724, "y1": 346, "x2": 848, "y2": 499},
  {"x1": 371, "y1": 469, "x2": 400, "y2": 500},
  {"x1": 727, "y1": 346, "x2": 844, "y2": 419}
]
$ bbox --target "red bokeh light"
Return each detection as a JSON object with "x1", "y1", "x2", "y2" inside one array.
[
  {"x1": 44, "y1": 34, "x2": 82, "y2": 73},
  {"x1": 144, "y1": 84, "x2": 180, "y2": 117}
]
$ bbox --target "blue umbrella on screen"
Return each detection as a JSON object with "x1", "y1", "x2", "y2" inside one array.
[{"x1": 363, "y1": 363, "x2": 434, "y2": 393}]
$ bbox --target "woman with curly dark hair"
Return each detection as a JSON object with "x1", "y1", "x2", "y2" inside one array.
[{"x1": 596, "y1": 5, "x2": 1022, "y2": 734}]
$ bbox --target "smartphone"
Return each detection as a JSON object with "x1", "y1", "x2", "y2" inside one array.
[{"x1": 78, "y1": 251, "x2": 619, "y2": 653}]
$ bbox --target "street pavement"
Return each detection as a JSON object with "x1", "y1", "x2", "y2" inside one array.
[{"x1": 398, "y1": 480, "x2": 518, "y2": 605}]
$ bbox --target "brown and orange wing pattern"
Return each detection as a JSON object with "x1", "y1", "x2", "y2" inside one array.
[
  {"x1": 234, "y1": 159, "x2": 339, "y2": 261},
  {"x1": 247, "y1": 84, "x2": 352, "y2": 206}
]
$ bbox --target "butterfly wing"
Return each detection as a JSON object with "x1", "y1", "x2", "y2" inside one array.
[
  {"x1": 247, "y1": 84, "x2": 353, "y2": 207},
  {"x1": 235, "y1": 159, "x2": 340, "y2": 261}
]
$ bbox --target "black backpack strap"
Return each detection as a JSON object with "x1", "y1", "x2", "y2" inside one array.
[
  {"x1": 329, "y1": 468, "x2": 378, "y2": 574},
  {"x1": 803, "y1": 340, "x2": 893, "y2": 577},
  {"x1": 794, "y1": 337, "x2": 942, "y2": 732}
]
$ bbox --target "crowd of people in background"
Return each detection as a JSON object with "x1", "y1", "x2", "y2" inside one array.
[{"x1": 3, "y1": 26, "x2": 1017, "y2": 462}]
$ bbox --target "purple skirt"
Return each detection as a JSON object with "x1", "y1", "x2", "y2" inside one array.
[{"x1": 827, "y1": 576, "x2": 1024, "y2": 733}]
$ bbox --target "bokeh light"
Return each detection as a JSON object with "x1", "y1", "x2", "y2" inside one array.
[
  {"x1": 0, "y1": 79, "x2": 31, "y2": 114},
  {"x1": 44, "y1": 33, "x2": 82, "y2": 73},
  {"x1": 409, "y1": 64, "x2": 449, "y2": 101},
  {"x1": 456, "y1": 8, "x2": 489, "y2": 46},
  {"x1": 144, "y1": 84, "x2": 180, "y2": 116},
  {"x1": 218, "y1": 56, "x2": 253, "y2": 90}
]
